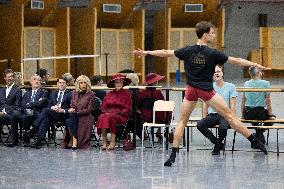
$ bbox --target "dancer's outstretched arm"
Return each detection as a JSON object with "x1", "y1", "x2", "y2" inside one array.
[
  {"x1": 228, "y1": 57, "x2": 267, "y2": 70},
  {"x1": 133, "y1": 48, "x2": 175, "y2": 58}
]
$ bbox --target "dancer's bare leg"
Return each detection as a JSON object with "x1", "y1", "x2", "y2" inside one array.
[
  {"x1": 172, "y1": 99, "x2": 197, "y2": 147},
  {"x1": 206, "y1": 94, "x2": 250, "y2": 137},
  {"x1": 206, "y1": 93, "x2": 267, "y2": 154},
  {"x1": 164, "y1": 99, "x2": 197, "y2": 166}
]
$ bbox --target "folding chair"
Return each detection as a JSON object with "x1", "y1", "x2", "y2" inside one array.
[{"x1": 142, "y1": 100, "x2": 175, "y2": 149}]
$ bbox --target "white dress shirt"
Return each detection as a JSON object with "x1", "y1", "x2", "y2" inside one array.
[
  {"x1": 56, "y1": 90, "x2": 65, "y2": 107},
  {"x1": 2, "y1": 83, "x2": 14, "y2": 113}
]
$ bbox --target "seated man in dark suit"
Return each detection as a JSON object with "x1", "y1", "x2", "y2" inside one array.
[
  {"x1": 24, "y1": 77, "x2": 72, "y2": 148},
  {"x1": 7, "y1": 74, "x2": 48, "y2": 147},
  {"x1": 0, "y1": 69, "x2": 22, "y2": 145}
]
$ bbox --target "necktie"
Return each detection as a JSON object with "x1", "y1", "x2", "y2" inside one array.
[
  {"x1": 31, "y1": 91, "x2": 36, "y2": 102},
  {"x1": 57, "y1": 92, "x2": 63, "y2": 105}
]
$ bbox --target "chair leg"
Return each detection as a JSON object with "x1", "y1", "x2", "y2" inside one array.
[
  {"x1": 266, "y1": 129, "x2": 269, "y2": 145},
  {"x1": 165, "y1": 126, "x2": 169, "y2": 150},
  {"x1": 146, "y1": 126, "x2": 154, "y2": 149},
  {"x1": 187, "y1": 127, "x2": 189, "y2": 152},
  {"x1": 183, "y1": 128, "x2": 186, "y2": 147},
  {"x1": 151, "y1": 127, "x2": 154, "y2": 147},
  {"x1": 150, "y1": 127, "x2": 154, "y2": 149},
  {"x1": 162, "y1": 127, "x2": 165, "y2": 150},
  {"x1": 232, "y1": 131, "x2": 236, "y2": 154},
  {"x1": 223, "y1": 137, "x2": 226, "y2": 155},
  {"x1": 277, "y1": 129, "x2": 279, "y2": 156},
  {"x1": 190, "y1": 127, "x2": 193, "y2": 142},
  {"x1": 142, "y1": 125, "x2": 145, "y2": 149}
]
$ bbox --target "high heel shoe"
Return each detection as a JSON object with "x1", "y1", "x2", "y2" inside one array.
[
  {"x1": 107, "y1": 144, "x2": 116, "y2": 151},
  {"x1": 64, "y1": 146, "x2": 72, "y2": 149},
  {"x1": 71, "y1": 147, "x2": 78, "y2": 151}
]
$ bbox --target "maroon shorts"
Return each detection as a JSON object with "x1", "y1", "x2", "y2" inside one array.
[{"x1": 185, "y1": 85, "x2": 216, "y2": 102}]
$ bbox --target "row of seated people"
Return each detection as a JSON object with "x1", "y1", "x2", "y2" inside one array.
[
  {"x1": 0, "y1": 66, "x2": 275, "y2": 155},
  {"x1": 0, "y1": 69, "x2": 171, "y2": 150},
  {"x1": 196, "y1": 65, "x2": 275, "y2": 155}
]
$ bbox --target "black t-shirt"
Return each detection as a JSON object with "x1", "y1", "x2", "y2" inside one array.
[{"x1": 174, "y1": 45, "x2": 228, "y2": 91}]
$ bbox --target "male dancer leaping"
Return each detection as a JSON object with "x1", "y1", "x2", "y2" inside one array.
[{"x1": 133, "y1": 21, "x2": 268, "y2": 167}]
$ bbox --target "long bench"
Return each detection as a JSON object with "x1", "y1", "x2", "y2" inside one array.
[{"x1": 172, "y1": 118, "x2": 284, "y2": 155}]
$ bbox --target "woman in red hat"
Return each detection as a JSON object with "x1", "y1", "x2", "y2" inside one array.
[
  {"x1": 96, "y1": 74, "x2": 132, "y2": 150},
  {"x1": 138, "y1": 73, "x2": 172, "y2": 143}
]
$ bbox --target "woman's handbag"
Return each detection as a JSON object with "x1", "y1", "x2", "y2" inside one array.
[{"x1": 123, "y1": 134, "x2": 134, "y2": 151}]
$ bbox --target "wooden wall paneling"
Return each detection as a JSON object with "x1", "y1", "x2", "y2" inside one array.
[
  {"x1": 100, "y1": 29, "x2": 118, "y2": 75},
  {"x1": 24, "y1": 0, "x2": 57, "y2": 26},
  {"x1": 270, "y1": 28, "x2": 284, "y2": 69},
  {"x1": 116, "y1": 30, "x2": 119, "y2": 72},
  {"x1": 182, "y1": 28, "x2": 197, "y2": 46},
  {"x1": 216, "y1": 8, "x2": 225, "y2": 49},
  {"x1": 93, "y1": 0, "x2": 139, "y2": 29},
  {"x1": 70, "y1": 8, "x2": 96, "y2": 78},
  {"x1": 168, "y1": 0, "x2": 219, "y2": 28},
  {"x1": 133, "y1": 9, "x2": 145, "y2": 82},
  {"x1": 41, "y1": 28, "x2": 56, "y2": 78},
  {"x1": 260, "y1": 27, "x2": 269, "y2": 68},
  {"x1": 95, "y1": 30, "x2": 102, "y2": 75},
  {"x1": 93, "y1": 7, "x2": 98, "y2": 76},
  {"x1": 24, "y1": 27, "x2": 40, "y2": 80},
  {"x1": 166, "y1": 8, "x2": 171, "y2": 83},
  {"x1": 118, "y1": 30, "x2": 134, "y2": 72},
  {"x1": 168, "y1": 29, "x2": 181, "y2": 73},
  {"x1": 0, "y1": 4, "x2": 23, "y2": 84},
  {"x1": 53, "y1": 8, "x2": 70, "y2": 78},
  {"x1": 153, "y1": 8, "x2": 169, "y2": 82}
]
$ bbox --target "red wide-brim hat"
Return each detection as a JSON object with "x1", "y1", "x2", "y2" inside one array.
[
  {"x1": 143, "y1": 73, "x2": 165, "y2": 85},
  {"x1": 107, "y1": 73, "x2": 132, "y2": 88}
]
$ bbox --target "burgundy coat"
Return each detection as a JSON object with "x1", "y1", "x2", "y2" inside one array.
[
  {"x1": 138, "y1": 89, "x2": 171, "y2": 124},
  {"x1": 62, "y1": 90, "x2": 95, "y2": 149},
  {"x1": 96, "y1": 89, "x2": 132, "y2": 134}
]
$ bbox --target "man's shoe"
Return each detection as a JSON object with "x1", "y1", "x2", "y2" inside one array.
[
  {"x1": 23, "y1": 127, "x2": 39, "y2": 140},
  {"x1": 23, "y1": 132, "x2": 32, "y2": 142},
  {"x1": 6, "y1": 142, "x2": 18, "y2": 147},
  {"x1": 23, "y1": 143, "x2": 32, "y2": 147},
  {"x1": 164, "y1": 153, "x2": 176, "y2": 167},
  {"x1": 31, "y1": 138, "x2": 43, "y2": 149},
  {"x1": 211, "y1": 143, "x2": 224, "y2": 155}
]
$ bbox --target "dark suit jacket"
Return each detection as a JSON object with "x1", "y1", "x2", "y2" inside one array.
[
  {"x1": 0, "y1": 85, "x2": 22, "y2": 115},
  {"x1": 48, "y1": 90, "x2": 72, "y2": 113},
  {"x1": 21, "y1": 88, "x2": 48, "y2": 115}
]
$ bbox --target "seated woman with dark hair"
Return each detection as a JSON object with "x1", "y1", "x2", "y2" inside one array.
[
  {"x1": 96, "y1": 74, "x2": 132, "y2": 150},
  {"x1": 62, "y1": 75, "x2": 95, "y2": 150},
  {"x1": 138, "y1": 73, "x2": 171, "y2": 142}
]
